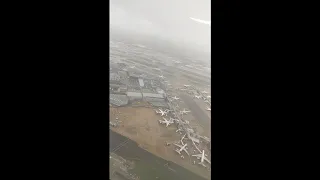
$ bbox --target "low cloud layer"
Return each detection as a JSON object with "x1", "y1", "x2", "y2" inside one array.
[{"x1": 110, "y1": 0, "x2": 211, "y2": 54}]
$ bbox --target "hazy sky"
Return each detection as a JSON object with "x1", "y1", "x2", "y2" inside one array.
[{"x1": 110, "y1": 0, "x2": 211, "y2": 53}]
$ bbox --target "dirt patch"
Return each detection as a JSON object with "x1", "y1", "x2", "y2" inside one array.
[
  {"x1": 160, "y1": 131, "x2": 174, "y2": 138},
  {"x1": 125, "y1": 126, "x2": 137, "y2": 135}
]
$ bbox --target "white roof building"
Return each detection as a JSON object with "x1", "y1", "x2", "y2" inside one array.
[
  {"x1": 126, "y1": 92, "x2": 143, "y2": 101},
  {"x1": 138, "y1": 78, "x2": 144, "y2": 87}
]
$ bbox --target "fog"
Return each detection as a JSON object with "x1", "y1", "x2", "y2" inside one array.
[{"x1": 110, "y1": 0, "x2": 211, "y2": 55}]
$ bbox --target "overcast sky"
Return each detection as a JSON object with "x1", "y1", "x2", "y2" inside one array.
[{"x1": 110, "y1": 0, "x2": 211, "y2": 54}]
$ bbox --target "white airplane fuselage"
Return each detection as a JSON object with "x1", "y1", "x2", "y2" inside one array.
[
  {"x1": 172, "y1": 96, "x2": 179, "y2": 100},
  {"x1": 192, "y1": 150, "x2": 211, "y2": 167},
  {"x1": 174, "y1": 143, "x2": 189, "y2": 155},
  {"x1": 180, "y1": 109, "x2": 191, "y2": 114}
]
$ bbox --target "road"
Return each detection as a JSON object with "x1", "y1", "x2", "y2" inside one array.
[{"x1": 110, "y1": 130, "x2": 207, "y2": 180}]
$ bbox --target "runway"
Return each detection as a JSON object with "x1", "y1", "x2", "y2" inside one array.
[{"x1": 110, "y1": 130, "x2": 207, "y2": 180}]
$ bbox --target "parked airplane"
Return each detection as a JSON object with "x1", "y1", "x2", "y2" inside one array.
[
  {"x1": 195, "y1": 95, "x2": 202, "y2": 99},
  {"x1": 174, "y1": 143, "x2": 189, "y2": 156},
  {"x1": 184, "y1": 84, "x2": 191, "y2": 87},
  {"x1": 180, "y1": 134, "x2": 188, "y2": 145},
  {"x1": 207, "y1": 95, "x2": 211, "y2": 98},
  {"x1": 176, "y1": 128, "x2": 183, "y2": 133},
  {"x1": 192, "y1": 150, "x2": 211, "y2": 167},
  {"x1": 159, "y1": 75, "x2": 165, "y2": 79},
  {"x1": 180, "y1": 108, "x2": 191, "y2": 115},
  {"x1": 201, "y1": 90, "x2": 208, "y2": 94},
  {"x1": 109, "y1": 122, "x2": 117, "y2": 127},
  {"x1": 155, "y1": 109, "x2": 168, "y2": 116},
  {"x1": 159, "y1": 117, "x2": 174, "y2": 127},
  {"x1": 172, "y1": 96, "x2": 180, "y2": 100},
  {"x1": 206, "y1": 107, "x2": 211, "y2": 111}
]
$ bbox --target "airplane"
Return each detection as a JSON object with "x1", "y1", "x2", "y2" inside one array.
[
  {"x1": 109, "y1": 122, "x2": 117, "y2": 127},
  {"x1": 201, "y1": 90, "x2": 208, "y2": 94},
  {"x1": 180, "y1": 108, "x2": 191, "y2": 115},
  {"x1": 206, "y1": 107, "x2": 211, "y2": 111},
  {"x1": 159, "y1": 117, "x2": 174, "y2": 127},
  {"x1": 159, "y1": 75, "x2": 165, "y2": 79},
  {"x1": 155, "y1": 109, "x2": 168, "y2": 116},
  {"x1": 194, "y1": 95, "x2": 202, "y2": 99},
  {"x1": 172, "y1": 96, "x2": 180, "y2": 100},
  {"x1": 173, "y1": 143, "x2": 189, "y2": 156},
  {"x1": 192, "y1": 150, "x2": 211, "y2": 167},
  {"x1": 207, "y1": 95, "x2": 211, "y2": 98},
  {"x1": 180, "y1": 133, "x2": 188, "y2": 145},
  {"x1": 176, "y1": 128, "x2": 183, "y2": 133},
  {"x1": 183, "y1": 84, "x2": 191, "y2": 88},
  {"x1": 180, "y1": 88, "x2": 187, "y2": 91}
]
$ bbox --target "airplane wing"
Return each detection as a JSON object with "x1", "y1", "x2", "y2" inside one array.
[
  {"x1": 183, "y1": 149, "x2": 189, "y2": 156},
  {"x1": 192, "y1": 154, "x2": 202, "y2": 158},
  {"x1": 204, "y1": 157, "x2": 211, "y2": 164},
  {"x1": 173, "y1": 143, "x2": 183, "y2": 148}
]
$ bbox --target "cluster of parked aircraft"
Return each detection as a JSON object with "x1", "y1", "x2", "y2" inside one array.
[
  {"x1": 155, "y1": 107, "x2": 191, "y2": 117},
  {"x1": 153, "y1": 80, "x2": 211, "y2": 169},
  {"x1": 173, "y1": 134, "x2": 211, "y2": 167},
  {"x1": 155, "y1": 108, "x2": 191, "y2": 127},
  {"x1": 154, "y1": 106, "x2": 211, "y2": 168}
]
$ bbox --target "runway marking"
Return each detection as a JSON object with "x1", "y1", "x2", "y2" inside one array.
[{"x1": 111, "y1": 139, "x2": 130, "y2": 153}]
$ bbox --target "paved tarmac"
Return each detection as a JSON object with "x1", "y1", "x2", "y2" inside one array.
[{"x1": 179, "y1": 94, "x2": 210, "y2": 127}]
